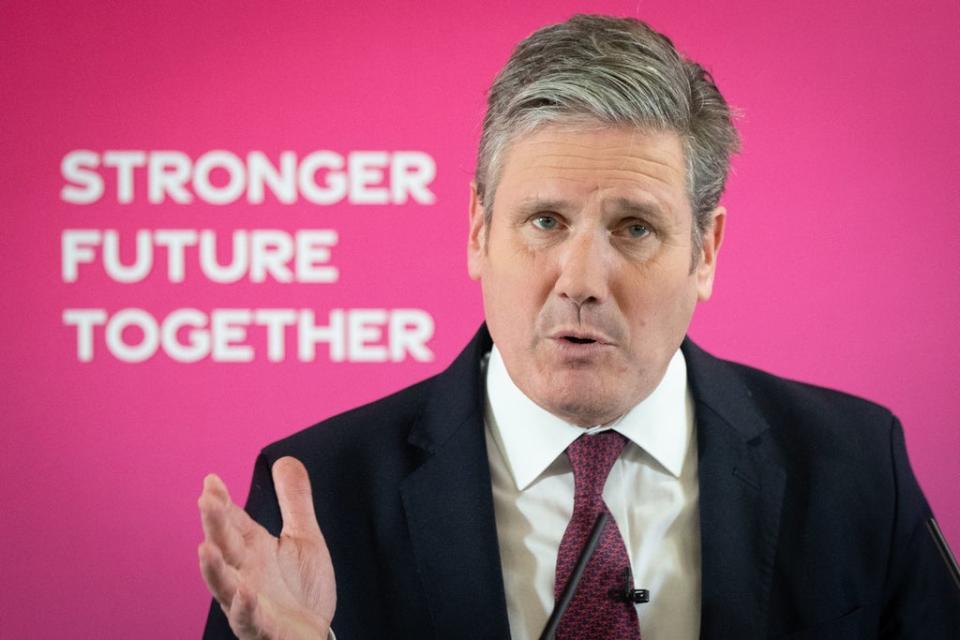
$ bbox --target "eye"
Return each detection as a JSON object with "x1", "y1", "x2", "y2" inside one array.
[
  {"x1": 532, "y1": 214, "x2": 560, "y2": 231},
  {"x1": 624, "y1": 222, "x2": 650, "y2": 238}
]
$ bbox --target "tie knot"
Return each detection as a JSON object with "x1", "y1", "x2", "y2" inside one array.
[{"x1": 566, "y1": 430, "x2": 628, "y2": 501}]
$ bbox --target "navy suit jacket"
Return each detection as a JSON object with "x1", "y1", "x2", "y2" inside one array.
[{"x1": 204, "y1": 327, "x2": 959, "y2": 638}]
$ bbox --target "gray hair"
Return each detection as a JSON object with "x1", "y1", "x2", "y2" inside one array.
[{"x1": 475, "y1": 14, "x2": 739, "y2": 259}]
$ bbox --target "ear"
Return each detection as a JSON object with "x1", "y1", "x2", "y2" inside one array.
[
  {"x1": 467, "y1": 182, "x2": 487, "y2": 281},
  {"x1": 695, "y1": 206, "x2": 725, "y2": 301}
]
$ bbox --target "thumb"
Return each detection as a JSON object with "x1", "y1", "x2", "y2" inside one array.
[{"x1": 272, "y1": 456, "x2": 320, "y2": 537}]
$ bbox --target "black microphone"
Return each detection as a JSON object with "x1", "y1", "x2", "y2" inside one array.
[
  {"x1": 539, "y1": 511, "x2": 609, "y2": 640},
  {"x1": 612, "y1": 567, "x2": 649, "y2": 603},
  {"x1": 927, "y1": 517, "x2": 960, "y2": 591},
  {"x1": 539, "y1": 513, "x2": 652, "y2": 640}
]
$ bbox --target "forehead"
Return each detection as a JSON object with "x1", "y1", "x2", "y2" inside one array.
[{"x1": 495, "y1": 124, "x2": 690, "y2": 215}]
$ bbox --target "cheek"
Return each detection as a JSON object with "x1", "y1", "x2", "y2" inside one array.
[
  {"x1": 660, "y1": 279, "x2": 699, "y2": 340},
  {"x1": 489, "y1": 247, "x2": 556, "y2": 304},
  {"x1": 621, "y1": 267, "x2": 698, "y2": 333},
  {"x1": 481, "y1": 271, "x2": 537, "y2": 342}
]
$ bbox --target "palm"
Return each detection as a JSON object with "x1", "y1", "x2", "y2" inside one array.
[{"x1": 199, "y1": 457, "x2": 336, "y2": 639}]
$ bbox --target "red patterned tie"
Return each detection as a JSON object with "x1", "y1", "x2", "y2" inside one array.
[{"x1": 554, "y1": 431, "x2": 642, "y2": 639}]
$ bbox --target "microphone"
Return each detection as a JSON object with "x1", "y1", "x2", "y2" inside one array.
[
  {"x1": 622, "y1": 589, "x2": 650, "y2": 603},
  {"x1": 926, "y1": 517, "x2": 960, "y2": 591},
  {"x1": 539, "y1": 511, "x2": 609, "y2": 640},
  {"x1": 612, "y1": 567, "x2": 650, "y2": 604},
  {"x1": 539, "y1": 513, "x2": 651, "y2": 640}
]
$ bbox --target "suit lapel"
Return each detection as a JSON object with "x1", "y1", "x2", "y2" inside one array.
[
  {"x1": 397, "y1": 332, "x2": 784, "y2": 639},
  {"x1": 400, "y1": 328, "x2": 511, "y2": 639},
  {"x1": 684, "y1": 340, "x2": 786, "y2": 640}
]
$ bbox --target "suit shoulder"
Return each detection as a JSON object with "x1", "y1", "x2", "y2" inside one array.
[
  {"x1": 261, "y1": 374, "x2": 436, "y2": 462},
  {"x1": 257, "y1": 328, "x2": 489, "y2": 475},
  {"x1": 741, "y1": 366, "x2": 901, "y2": 473},
  {"x1": 685, "y1": 341, "x2": 899, "y2": 458},
  {"x1": 725, "y1": 357, "x2": 894, "y2": 425}
]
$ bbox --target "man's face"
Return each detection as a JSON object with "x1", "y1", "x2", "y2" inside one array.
[{"x1": 468, "y1": 124, "x2": 724, "y2": 426}]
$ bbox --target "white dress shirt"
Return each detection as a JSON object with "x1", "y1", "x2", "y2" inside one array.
[{"x1": 484, "y1": 345, "x2": 701, "y2": 640}]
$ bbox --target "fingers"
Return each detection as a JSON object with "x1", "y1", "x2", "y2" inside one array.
[
  {"x1": 198, "y1": 540, "x2": 239, "y2": 609},
  {"x1": 198, "y1": 475, "x2": 275, "y2": 638},
  {"x1": 199, "y1": 474, "x2": 248, "y2": 566},
  {"x1": 230, "y1": 584, "x2": 274, "y2": 640},
  {"x1": 272, "y1": 457, "x2": 320, "y2": 537},
  {"x1": 199, "y1": 473, "x2": 266, "y2": 575},
  {"x1": 202, "y1": 470, "x2": 233, "y2": 504},
  {"x1": 230, "y1": 584, "x2": 330, "y2": 640}
]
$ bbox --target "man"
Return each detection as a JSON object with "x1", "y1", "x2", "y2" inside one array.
[{"x1": 199, "y1": 15, "x2": 959, "y2": 639}]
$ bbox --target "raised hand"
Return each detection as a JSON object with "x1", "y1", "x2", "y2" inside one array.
[{"x1": 198, "y1": 456, "x2": 336, "y2": 639}]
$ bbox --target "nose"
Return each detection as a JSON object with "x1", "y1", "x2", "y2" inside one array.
[{"x1": 554, "y1": 228, "x2": 611, "y2": 307}]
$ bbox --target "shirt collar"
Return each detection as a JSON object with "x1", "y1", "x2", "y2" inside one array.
[{"x1": 484, "y1": 345, "x2": 693, "y2": 491}]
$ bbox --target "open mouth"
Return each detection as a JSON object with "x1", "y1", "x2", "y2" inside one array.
[{"x1": 562, "y1": 336, "x2": 597, "y2": 345}]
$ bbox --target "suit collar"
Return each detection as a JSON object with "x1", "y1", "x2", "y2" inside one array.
[
  {"x1": 682, "y1": 338, "x2": 773, "y2": 443},
  {"x1": 683, "y1": 338, "x2": 786, "y2": 639},
  {"x1": 400, "y1": 326, "x2": 511, "y2": 639},
  {"x1": 399, "y1": 328, "x2": 786, "y2": 639},
  {"x1": 405, "y1": 326, "x2": 492, "y2": 454}
]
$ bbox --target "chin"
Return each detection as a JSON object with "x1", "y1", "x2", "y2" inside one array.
[
  {"x1": 549, "y1": 397, "x2": 623, "y2": 427},
  {"x1": 539, "y1": 381, "x2": 628, "y2": 427}
]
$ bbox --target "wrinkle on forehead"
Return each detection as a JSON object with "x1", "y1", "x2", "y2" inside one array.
[
  {"x1": 498, "y1": 125, "x2": 690, "y2": 222},
  {"x1": 518, "y1": 145, "x2": 683, "y2": 179},
  {"x1": 521, "y1": 136, "x2": 684, "y2": 174}
]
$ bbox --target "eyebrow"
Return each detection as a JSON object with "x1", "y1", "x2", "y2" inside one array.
[
  {"x1": 603, "y1": 197, "x2": 668, "y2": 221},
  {"x1": 513, "y1": 197, "x2": 570, "y2": 218},
  {"x1": 513, "y1": 196, "x2": 668, "y2": 222}
]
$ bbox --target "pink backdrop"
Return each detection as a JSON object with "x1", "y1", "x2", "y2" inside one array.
[{"x1": 2, "y1": 1, "x2": 958, "y2": 637}]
